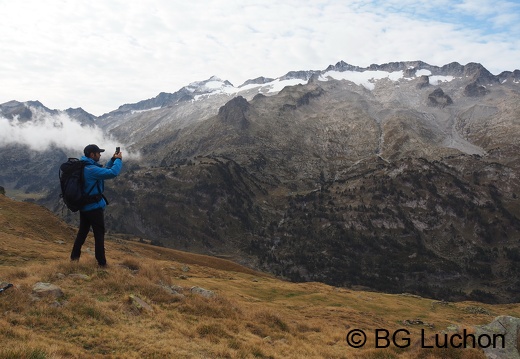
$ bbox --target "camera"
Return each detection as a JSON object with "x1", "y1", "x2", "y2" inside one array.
[{"x1": 115, "y1": 147, "x2": 120, "y2": 154}]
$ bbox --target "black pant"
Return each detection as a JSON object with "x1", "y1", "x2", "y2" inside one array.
[{"x1": 71, "y1": 208, "x2": 107, "y2": 266}]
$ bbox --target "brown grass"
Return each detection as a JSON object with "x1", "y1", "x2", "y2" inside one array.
[{"x1": 0, "y1": 195, "x2": 518, "y2": 358}]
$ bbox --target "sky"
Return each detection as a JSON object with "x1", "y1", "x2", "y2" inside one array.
[{"x1": 0, "y1": 0, "x2": 519, "y2": 117}]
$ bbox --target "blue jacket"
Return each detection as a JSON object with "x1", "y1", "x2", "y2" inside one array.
[{"x1": 80, "y1": 155, "x2": 123, "y2": 212}]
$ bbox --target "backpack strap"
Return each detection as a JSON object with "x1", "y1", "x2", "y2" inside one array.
[
  {"x1": 95, "y1": 180, "x2": 109, "y2": 205},
  {"x1": 82, "y1": 162, "x2": 105, "y2": 205}
]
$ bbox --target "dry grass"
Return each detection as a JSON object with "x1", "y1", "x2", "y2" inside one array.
[{"x1": 1, "y1": 195, "x2": 519, "y2": 358}]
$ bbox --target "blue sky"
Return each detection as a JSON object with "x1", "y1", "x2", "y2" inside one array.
[{"x1": 0, "y1": 0, "x2": 519, "y2": 116}]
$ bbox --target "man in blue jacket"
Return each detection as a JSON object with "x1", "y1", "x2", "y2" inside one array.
[{"x1": 70, "y1": 144, "x2": 123, "y2": 267}]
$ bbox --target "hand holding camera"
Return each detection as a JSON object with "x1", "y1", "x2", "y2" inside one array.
[{"x1": 113, "y1": 147, "x2": 123, "y2": 160}]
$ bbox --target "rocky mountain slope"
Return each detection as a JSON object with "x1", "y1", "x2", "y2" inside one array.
[{"x1": 1, "y1": 60, "x2": 520, "y2": 304}]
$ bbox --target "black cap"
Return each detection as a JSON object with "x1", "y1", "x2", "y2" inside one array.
[{"x1": 84, "y1": 144, "x2": 105, "y2": 156}]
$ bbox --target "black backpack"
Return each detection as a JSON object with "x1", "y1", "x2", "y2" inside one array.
[{"x1": 59, "y1": 158, "x2": 102, "y2": 212}]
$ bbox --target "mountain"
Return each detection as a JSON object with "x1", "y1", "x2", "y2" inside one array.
[
  {"x1": 0, "y1": 100, "x2": 96, "y2": 126},
  {"x1": 1, "y1": 192, "x2": 515, "y2": 359},
  {"x1": 2, "y1": 60, "x2": 520, "y2": 304}
]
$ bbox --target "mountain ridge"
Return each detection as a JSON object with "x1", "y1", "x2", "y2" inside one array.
[
  {"x1": 3, "y1": 60, "x2": 518, "y2": 121},
  {"x1": 98, "y1": 60, "x2": 519, "y2": 119}
]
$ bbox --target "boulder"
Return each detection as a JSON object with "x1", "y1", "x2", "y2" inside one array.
[
  {"x1": 190, "y1": 286, "x2": 215, "y2": 298},
  {"x1": 129, "y1": 294, "x2": 153, "y2": 313},
  {"x1": 32, "y1": 282, "x2": 64, "y2": 298},
  {"x1": 475, "y1": 315, "x2": 520, "y2": 359},
  {"x1": 162, "y1": 285, "x2": 186, "y2": 299}
]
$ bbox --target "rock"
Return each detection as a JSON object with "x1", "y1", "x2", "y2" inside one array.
[
  {"x1": 475, "y1": 316, "x2": 520, "y2": 359},
  {"x1": 32, "y1": 282, "x2": 64, "y2": 298},
  {"x1": 171, "y1": 285, "x2": 184, "y2": 292},
  {"x1": 427, "y1": 88, "x2": 453, "y2": 108},
  {"x1": 162, "y1": 285, "x2": 186, "y2": 299},
  {"x1": 416, "y1": 75, "x2": 430, "y2": 89},
  {"x1": 464, "y1": 306, "x2": 491, "y2": 315},
  {"x1": 464, "y1": 81, "x2": 489, "y2": 97},
  {"x1": 217, "y1": 96, "x2": 250, "y2": 130},
  {"x1": 446, "y1": 324, "x2": 459, "y2": 332},
  {"x1": 129, "y1": 294, "x2": 153, "y2": 313},
  {"x1": 190, "y1": 286, "x2": 215, "y2": 298},
  {"x1": 404, "y1": 67, "x2": 417, "y2": 77}
]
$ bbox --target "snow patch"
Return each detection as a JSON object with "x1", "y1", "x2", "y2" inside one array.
[
  {"x1": 320, "y1": 70, "x2": 405, "y2": 90},
  {"x1": 264, "y1": 78, "x2": 307, "y2": 93},
  {"x1": 131, "y1": 106, "x2": 161, "y2": 114}
]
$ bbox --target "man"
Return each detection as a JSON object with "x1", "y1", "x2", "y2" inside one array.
[{"x1": 70, "y1": 144, "x2": 123, "y2": 267}]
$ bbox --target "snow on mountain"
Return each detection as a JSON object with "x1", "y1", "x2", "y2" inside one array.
[
  {"x1": 187, "y1": 75, "x2": 309, "y2": 101},
  {"x1": 99, "y1": 61, "x2": 513, "y2": 118},
  {"x1": 189, "y1": 65, "x2": 463, "y2": 102},
  {"x1": 130, "y1": 107, "x2": 162, "y2": 115},
  {"x1": 242, "y1": 78, "x2": 308, "y2": 93},
  {"x1": 319, "y1": 68, "x2": 458, "y2": 90}
]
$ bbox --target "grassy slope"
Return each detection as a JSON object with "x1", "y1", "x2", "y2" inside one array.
[{"x1": 0, "y1": 195, "x2": 518, "y2": 358}]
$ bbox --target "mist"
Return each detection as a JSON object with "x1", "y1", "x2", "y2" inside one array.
[{"x1": 0, "y1": 108, "x2": 140, "y2": 160}]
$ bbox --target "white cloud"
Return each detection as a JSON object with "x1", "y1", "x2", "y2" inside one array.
[
  {"x1": 0, "y1": 0, "x2": 518, "y2": 116},
  {"x1": 0, "y1": 108, "x2": 138, "y2": 159}
]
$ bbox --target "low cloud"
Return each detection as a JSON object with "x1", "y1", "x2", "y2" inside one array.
[{"x1": 0, "y1": 108, "x2": 139, "y2": 160}]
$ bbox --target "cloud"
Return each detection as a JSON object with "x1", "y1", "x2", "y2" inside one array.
[
  {"x1": 0, "y1": 108, "x2": 138, "y2": 159},
  {"x1": 0, "y1": 0, "x2": 519, "y2": 116}
]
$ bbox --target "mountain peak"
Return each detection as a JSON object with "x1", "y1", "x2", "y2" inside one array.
[
  {"x1": 0, "y1": 100, "x2": 57, "y2": 122},
  {"x1": 185, "y1": 76, "x2": 235, "y2": 93},
  {"x1": 279, "y1": 70, "x2": 321, "y2": 82},
  {"x1": 65, "y1": 107, "x2": 97, "y2": 126},
  {"x1": 239, "y1": 76, "x2": 275, "y2": 87}
]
